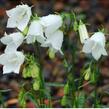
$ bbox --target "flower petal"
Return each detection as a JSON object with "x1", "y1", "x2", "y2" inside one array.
[
  {"x1": 4, "y1": 43, "x2": 17, "y2": 53},
  {"x1": 1, "y1": 34, "x2": 12, "y2": 45},
  {"x1": 7, "y1": 17, "x2": 17, "y2": 28},
  {"x1": 41, "y1": 30, "x2": 63, "y2": 53},
  {"x1": 17, "y1": 15, "x2": 30, "y2": 31},
  {"x1": 78, "y1": 24, "x2": 89, "y2": 44},
  {"x1": 101, "y1": 47, "x2": 108, "y2": 56},
  {"x1": 92, "y1": 44, "x2": 102, "y2": 60},
  {"x1": 6, "y1": 7, "x2": 16, "y2": 17},
  {"x1": 26, "y1": 35, "x2": 36, "y2": 44},
  {"x1": 0, "y1": 51, "x2": 25, "y2": 74},
  {"x1": 40, "y1": 14, "x2": 63, "y2": 36},
  {"x1": 91, "y1": 32, "x2": 106, "y2": 47},
  {"x1": 12, "y1": 32, "x2": 24, "y2": 47},
  {"x1": 82, "y1": 39, "x2": 94, "y2": 53},
  {"x1": 0, "y1": 53, "x2": 8, "y2": 65},
  {"x1": 27, "y1": 20, "x2": 45, "y2": 44},
  {"x1": 6, "y1": 4, "x2": 32, "y2": 31},
  {"x1": 3, "y1": 64, "x2": 15, "y2": 74},
  {"x1": 16, "y1": 51, "x2": 25, "y2": 64}
]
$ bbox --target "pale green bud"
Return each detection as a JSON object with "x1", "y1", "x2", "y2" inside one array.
[
  {"x1": 48, "y1": 48, "x2": 55, "y2": 59},
  {"x1": 78, "y1": 21, "x2": 89, "y2": 44},
  {"x1": 31, "y1": 64, "x2": 40, "y2": 78},
  {"x1": 84, "y1": 67, "x2": 91, "y2": 80},
  {"x1": 33, "y1": 81, "x2": 40, "y2": 91}
]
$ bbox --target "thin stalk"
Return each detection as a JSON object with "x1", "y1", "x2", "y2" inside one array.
[
  {"x1": 33, "y1": 41, "x2": 45, "y2": 89},
  {"x1": 67, "y1": 42, "x2": 77, "y2": 107},
  {"x1": 93, "y1": 61, "x2": 99, "y2": 107},
  {"x1": 70, "y1": 56, "x2": 76, "y2": 107},
  {"x1": 33, "y1": 41, "x2": 45, "y2": 107},
  {"x1": 94, "y1": 87, "x2": 97, "y2": 107},
  {"x1": 0, "y1": 92, "x2": 5, "y2": 108}
]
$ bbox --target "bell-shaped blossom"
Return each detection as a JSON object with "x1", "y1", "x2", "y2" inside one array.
[
  {"x1": 41, "y1": 30, "x2": 63, "y2": 54},
  {"x1": 40, "y1": 14, "x2": 63, "y2": 36},
  {"x1": 1, "y1": 32, "x2": 24, "y2": 53},
  {"x1": 26, "y1": 20, "x2": 45, "y2": 44},
  {"x1": 82, "y1": 32, "x2": 108, "y2": 60},
  {"x1": 0, "y1": 51, "x2": 25, "y2": 74},
  {"x1": 6, "y1": 4, "x2": 32, "y2": 31},
  {"x1": 78, "y1": 22, "x2": 89, "y2": 44}
]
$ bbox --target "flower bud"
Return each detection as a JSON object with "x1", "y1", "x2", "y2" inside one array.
[
  {"x1": 78, "y1": 21, "x2": 89, "y2": 44},
  {"x1": 33, "y1": 80, "x2": 40, "y2": 91},
  {"x1": 31, "y1": 64, "x2": 40, "y2": 78},
  {"x1": 48, "y1": 48, "x2": 55, "y2": 59},
  {"x1": 84, "y1": 67, "x2": 91, "y2": 80}
]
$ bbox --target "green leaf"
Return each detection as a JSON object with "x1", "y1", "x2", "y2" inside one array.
[
  {"x1": 18, "y1": 88, "x2": 26, "y2": 107},
  {"x1": 26, "y1": 92, "x2": 39, "y2": 107},
  {"x1": 22, "y1": 67, "x2": 31, "y2": 78},
  {"x1": 0, "y1": 89, "x2": 12, "y2": 93},
  {"x1": 63, "y1": 59, "x2": 69, "y2": 68},
  {"x1": 33, "y1": 80, "x2": 40, "y2": 91},
  {"x1": 45, "y1": 82, "x2": 64, "y2": 87},
  {"x1": 73, "y1": 21, "x2": 78, "y2": 31},
  {"x1": 64, "y1": 83, "x2": 69, "y2": 95},
  {"x1": 23, "y1": 26, "x2": 29, "y2": 36},
  {"x1": 76, "y1": 92, "x2": 85, "y2": 108},
  {"x1": 0, "y1": 92, "x2": 5, "y2": 107},
  {"x1": 61, "y1": 96, "x2": 67, "y2": 106}
]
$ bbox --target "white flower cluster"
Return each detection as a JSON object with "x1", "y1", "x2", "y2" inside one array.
[
  {"x1": 0, "y1": 4, "x2": 63, "y2": 74},
  {"x1": 78, "y1": 22, "x2": 108, "y2": 60},
  {"x1": 0, "y1": 4, "x2": 108, "y2": 74}
]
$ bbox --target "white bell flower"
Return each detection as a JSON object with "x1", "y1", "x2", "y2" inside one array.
[
  {"x1": 82, "y1": 32, "x2": 108, "y2": 60},
  {"x1": 0, "y1": 51, "x2": 25, "y2": 74},
  {"x1": 78, "y1": 22, "x2": 89, "y2": 44},
  {"x1": 26, "y1": 20, "x2": 45, "y2": 44},
  {"x1": 1, "y1": 32, "x2": 24, "y2": 53},
  {"x1": 6, "y1": 4, "x2": 32, "y2": 31},
  {"x1": 41, "y1": 30, "x2": 63, "y2": 54},
  {"x1": 40, "y1": 14, "x2": 63, "y2": 36}
]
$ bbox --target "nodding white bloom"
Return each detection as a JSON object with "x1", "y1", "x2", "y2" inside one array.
[
  {"x1": 0, "y1": 51, "x2": 25, "y2": 74},
  {"x1": 41, "y1": 30, "x2": 63, "y2": 54},
  {"x1": 6, "y1": 4, "x2": 32, "y2": 31},
  {"x1": 1, "y1": 32, "x2": 24, "y2": 53},
  {"x1": 26, "y1": 20, "x2": 45, "y2": 44},
  {"x1": 82, "y1": 32, "x2": 108, "y2": 60},
  {"x1": 78, "y1": 21, "x2": 89, "y2": 44},
  {"x1": 40, "y1": 14, "x2": 63, "y2": 36}
]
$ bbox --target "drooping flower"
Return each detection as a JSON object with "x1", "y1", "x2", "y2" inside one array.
[
  {"x1": 26, "y1": 20, "x2": 45, "y2": 44},
  {"x1": 40, "y1": 14, "x2": 63, "y2": 36},
  {"x1": 6, "y1": 4, "x2": 32, "y2": 31},
  {"x1": 41, "y1": 30, "x2": 63, "y2": 54},
  {"x1": 39, "y1": 14, "x2": 63, "y2": 54},
  {"x1": 1, "y1": 32, "x2": 24, "y2": 53},
  {"x1": 82, "y1": 32, "x2": 108, "y2": 60},
  {"x1": 78, "y1": 21, "x2": 89, "y2": 44},
  {"x1": 0, "y1": 51, "x2": 25, "y2": 74}
]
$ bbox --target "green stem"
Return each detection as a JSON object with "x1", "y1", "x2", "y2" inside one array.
[
  {"x1": 33, "y1": 42, "x2": 45, "y2": 89},
  {"x1": 94, "y1": 87, "x2": 97, "y2": 107},
  {"x1": 93, "y1": 61, "x2": 99, "y2": 107},
  {"x1": 33, "y1": 42, "x2": 46, "y2": 107},
  {"x1": 65, "y1": 43, "x2": 77, "y2": 107},
  {"x1": 0, "y1": 92, "x2": 5, "y2": 108}
]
